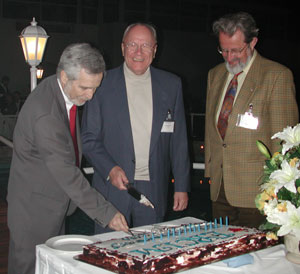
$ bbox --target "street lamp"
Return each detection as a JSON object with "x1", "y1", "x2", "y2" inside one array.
[
  {"x1": 19, "y1": 17, "x2": 49, "y2": 91},
  {"x1": 36, "y1": 66, "x2": 44, "y2": 79}
]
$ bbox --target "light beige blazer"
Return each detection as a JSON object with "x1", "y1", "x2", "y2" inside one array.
[{"x1": 205, "y1": 52, "x2": 299, "y2": 208}]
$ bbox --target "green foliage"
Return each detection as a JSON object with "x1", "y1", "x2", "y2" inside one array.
[{"x1": 259, "y1": 220, "x2": 280, "y2": 232}]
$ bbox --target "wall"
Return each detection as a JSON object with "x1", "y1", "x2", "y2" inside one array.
[{"x1": 0, "y1": 18, "x2": 299, "y2": 113}]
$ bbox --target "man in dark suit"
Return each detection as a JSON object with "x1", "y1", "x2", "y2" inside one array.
[
  {"x1": 7, "y1": 43, "x2": 129, "y2": 274},
  {"x1": 81, "y1": 23, "x2": 190, "y2": 233}
]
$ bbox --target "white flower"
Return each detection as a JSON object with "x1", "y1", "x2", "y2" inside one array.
[
  {"x1": 269, "y1": 159, "x2": 300, "y2": 194},
  {"x1": 265, "y1": 200, "x2": 300, "y2": 238},
  {"x1": 272, "y1": 124, "x2": 300, "y2": 155}
]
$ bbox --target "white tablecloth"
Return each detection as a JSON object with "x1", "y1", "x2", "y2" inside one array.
[{"x1": 35, "y1": 217, "x2": 300, "y2": 274}]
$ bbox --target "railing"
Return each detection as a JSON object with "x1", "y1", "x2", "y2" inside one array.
[
  {"x1": 0, "y1": 113, "x2": 206, "y2": 168},
  {"x1": 0, "y1": 114, "x2": 18, "y2": 142},
  {"x1": 0, "y1": 136, "x2": 13, "y2": 148}
]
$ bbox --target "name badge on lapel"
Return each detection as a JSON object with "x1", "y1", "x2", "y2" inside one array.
[
  {"x1": 236, "y1": 104, "x2": 259, "y2": 130},
  {"x1": 161, "y1": 109, "x2": 175, "y2": 133}
]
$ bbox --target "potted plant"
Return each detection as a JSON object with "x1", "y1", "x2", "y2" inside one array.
[{"x1": 255, "y1": 124, "x2": 300, "y2": 264}]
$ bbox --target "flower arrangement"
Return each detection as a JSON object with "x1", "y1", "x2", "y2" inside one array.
[{"x1": 255, "y1": 124, "x2": 300, "y2": 238}]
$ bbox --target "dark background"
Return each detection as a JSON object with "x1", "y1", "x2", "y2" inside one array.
[
  {"x1": 0, "y1": 0, "x2": 299, "y2": 117},
  {"x1": 0, "y1": 0, "x2": 299, "y2": 234}
]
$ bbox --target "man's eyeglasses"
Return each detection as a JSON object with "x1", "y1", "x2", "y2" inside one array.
[
  {"x1": 124, "y1": 42, "x2": 155, "y2": 53},
  {"x1": 217, "y1": 44, "x2": 248, "y2": 56}
]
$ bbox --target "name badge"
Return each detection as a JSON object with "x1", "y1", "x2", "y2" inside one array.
[
  {"x1": 161, "y1": 121, "x2": 175, "y2": 132},
  {"x1": 236, "y1": 104, "x2": 259, "y2": 130},
  {"x1": 161, "y1": 109, "x2": 175, "y2": 133}
]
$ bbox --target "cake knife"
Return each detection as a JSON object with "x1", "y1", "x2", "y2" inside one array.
[{"x1": 125, "y1": 183, "x2": 155, "y2": 209}]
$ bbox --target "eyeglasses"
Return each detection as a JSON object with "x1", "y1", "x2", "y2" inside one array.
[
  {"x1": 217, "y1": 44, "x2": 248, "y2": 56},
  {"x1": 124, "y1": 42, "x2": 155, "y2": 53}
]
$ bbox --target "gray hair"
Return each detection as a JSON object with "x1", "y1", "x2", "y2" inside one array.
[
  {"x1": 56, "y1": 43, "x2": 105, "y2": 80},
  {"x1": 212, "y1": 12, "x2": 259, "y2": 44},
  {"x1": 122, "y1": 22, "x2": 157, "y2": 43}
]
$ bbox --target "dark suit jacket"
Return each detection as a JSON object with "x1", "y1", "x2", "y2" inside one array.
[
  {"x1": 7, "y1": 75, "x2": 117, "y2": 247},
  {"x1": 205, "y1": 52, "x2": 299, "y2": 208},
  {"x1": 81, "y1": 65, "x2": 190, "y2": 218}
]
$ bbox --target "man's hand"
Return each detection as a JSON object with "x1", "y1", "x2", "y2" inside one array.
[
  {"x1": 109, "y1": 166, "x2": 128, "y2": 190},
  {"x1": 108, "y1": 212, "x2": 129, "y2": 232},
  {"x1": 173, "y1": 192, "x2": 188, "y2": 211}
]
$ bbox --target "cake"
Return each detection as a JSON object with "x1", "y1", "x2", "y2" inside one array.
[{"x1": 76, "y1": 219, "x2": 278, "y2": 273}]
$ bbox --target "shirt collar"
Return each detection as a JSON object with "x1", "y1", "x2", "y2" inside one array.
[
  {"x1": 123, "y1": 62, "x2": 151, "y2": 80},
  {"x1": 57, "y1": 78, "x2": 73, "y2": 119}
]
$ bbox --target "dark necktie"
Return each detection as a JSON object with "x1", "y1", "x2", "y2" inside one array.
[
  {"x1": 69, "y1": 105, "x2": 79, "y2": 166},
  {"x1": 217, "y1": 72, "x2": 242, "y2": 139}
]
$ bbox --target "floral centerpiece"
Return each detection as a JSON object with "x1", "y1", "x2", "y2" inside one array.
[{"x1": 255, "y1": 124, "x2": 300, "y2": 239}]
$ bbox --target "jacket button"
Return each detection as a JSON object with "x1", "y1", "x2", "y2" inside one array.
[{"x1": 222, "y1": 144, "x2": 227, "y2": 148}]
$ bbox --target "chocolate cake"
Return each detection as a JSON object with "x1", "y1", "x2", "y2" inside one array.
[{"x1": 76, "y1": 220, "x2": 277, "y2": 273}]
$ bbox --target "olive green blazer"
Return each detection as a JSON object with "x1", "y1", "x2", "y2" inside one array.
[{"x1": 205, "y1": 52, "x2": 299, "y2": 208}]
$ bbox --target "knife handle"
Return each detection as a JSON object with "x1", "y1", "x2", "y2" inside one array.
[{"x1": 125, "y1": 183, "x2": 141, "y2": 200}]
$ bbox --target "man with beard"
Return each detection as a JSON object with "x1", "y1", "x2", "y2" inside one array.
[
  {"x1": 7, "y1": 43, "x2": 129, "y2": 274},
  {"x1": 204, "y1": 12, "x2": 298, "y2": 228}
]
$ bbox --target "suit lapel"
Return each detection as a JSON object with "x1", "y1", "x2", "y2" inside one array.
[
  {"x1": 114, "y1": 66, "x2": 135, "y2": 155},
  {"x1": 53, "y1": 78, "x2": 69, "y2": 129},
  {"x1": 149, "y1": 67, "x2": 168, "y2": 156},
  {"x1": 211, "y1": 68, "x2": 228, "y2": 140},
  {"x1": 52, "y1": 77, "x2": 82, "y2": 162},
  {"x1": 76, "y1": 111, "x2": 82, "y2": 159}
]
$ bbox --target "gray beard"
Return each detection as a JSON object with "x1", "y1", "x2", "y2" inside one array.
[{"x1": 225, "y1": 54, "x2": 252, "y2": 74}]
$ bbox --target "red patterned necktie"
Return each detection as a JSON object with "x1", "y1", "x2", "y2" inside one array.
[
  {"x1": 217, "y1": 72, "x2": 242, "y2": 139},
  {"x1": 69, "y1": 105, "x2": 79, "y2": 167}
]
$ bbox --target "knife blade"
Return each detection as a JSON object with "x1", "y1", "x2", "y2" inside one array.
[{"x1": 125, "y1": 183, "x2": 154, "y2": 209}]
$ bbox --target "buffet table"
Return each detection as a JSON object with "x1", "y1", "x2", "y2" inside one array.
[{"x1": 35, "y1": 217, "x2": 300, "y2": 274}]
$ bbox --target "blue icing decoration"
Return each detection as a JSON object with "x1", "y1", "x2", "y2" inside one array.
[
  {"x1": 112, "y1": 224, "x2": 235, "y2": 254},
  {"x1": 129, "y1": 243, "x2": 174, "y2": 255}
]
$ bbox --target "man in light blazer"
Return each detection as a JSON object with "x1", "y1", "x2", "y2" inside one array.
[
  {"x1": 205, "y1": 12, "x2": 299, "y2": 228},
  {"x1": 81, "y1": 23, "x2": 190, "y2": 233},
  {"x1": 7, "y1": 43, "x2": 128, "y2": 274}
]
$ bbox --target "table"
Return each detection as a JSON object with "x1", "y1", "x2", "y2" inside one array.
[{"x1": 35, "y1": 217, "x2": 300, "y2": 274}]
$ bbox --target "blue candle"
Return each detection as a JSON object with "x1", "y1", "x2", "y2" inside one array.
[
  {"x1": 172, "y1": 228, "x2": 175, "y2": 238},
  {"x1": 225, "y1": 216, "x2": 228, "y2": 226},
  {"x1": 160, "y1": 233, "x2": 163, "y2": 241},
  {"x1": 209, "y1": 222, "x2": 212, "y2": 230},
  {"x1": 189, "y1": 223, "x2": 192, "y2": 234},
  {"x1": 167, "y1": 229, "x2": 170, "y2": 239},
  {"x1": 184, "y1": 225, "x2": 187, "y2": 235},
  {"x1": 178, "y1": 228, "x2": 181, "y2": 237},
  {"x1": 214, "y1": 218, "x2": 217, "y2": 229},
  {"x1": 193, "y1": 224, "x2": 196, "y2": 233},
  {"x1": 219, "y1": 217, "x2": 223, "y2": 227},
  {"x1": 144, "y1": 234, "x2": 147, "y2": 244},
  {"x1": 152, "y1": 233, "x2": 155, "y2": 242},
  {"x1": 204, "y1": 222, "x2": 207, "y2": 231},
  {"x1": 198, "y1": 223, "x2": 201, "y2": 232}
]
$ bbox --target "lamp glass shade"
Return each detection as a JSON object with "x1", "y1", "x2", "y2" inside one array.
[
  {"x1": 19, "y1": 18, "x2": 49, "y2": 67},
  {"x1": 36, "y1": 67, "x2": 44, "y2": 79}
]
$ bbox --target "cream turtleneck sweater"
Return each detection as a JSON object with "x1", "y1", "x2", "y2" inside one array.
[{"x1": 124, "y1": 63, "x2": 153, "y2": 181}]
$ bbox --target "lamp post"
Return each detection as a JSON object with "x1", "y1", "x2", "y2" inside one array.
[{"x1": 19, "y1": 18, "x2": 49, "y2": 91}]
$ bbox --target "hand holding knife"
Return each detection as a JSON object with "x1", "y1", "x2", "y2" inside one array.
[
  {"x1": 125, "y1": 183, "x2": 155, "y2": 209},
  {"x1": 109, "y1": 166, "x2": 154, "y2": 209}
]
